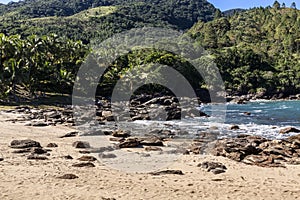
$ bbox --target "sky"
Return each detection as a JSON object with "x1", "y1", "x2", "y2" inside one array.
[{"x1": 0, "y1": 0, "x2": 298, "y2": 11}]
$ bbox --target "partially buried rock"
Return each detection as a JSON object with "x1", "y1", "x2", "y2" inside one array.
[
  {"x1": 118, "y1": 138, "x2": 140, "y2": 148},
  {"x1": 72, "y1": 162, "x2": 95, "y2": 167},
  {"x1": 112, "y1": 130, "x2": 131, "y2": 138},
  {"x1": 0, "y1": 158, "x2": 3, "y2": 161},
  {"x1": 145, "y1": 146, "x2": 163, "y2": 152},
  {"x1": 78, "y1": 156, "x2": 97, "y2": 162},
  {"x1": 59, "y1": 131, "x2": 79, "y2": 138},
  {"x1": 280, "y1": 127, "x2": 300, "y2": 134},
  {"x1": 57, "y1": 174, "x2": 79, "y2": 179},
  {"x1": 150, "y1": 170, "x2": 184, "y2": 175},
  {"x1": 140, "y1": 138, "x2": 164, "y2": 146},
  {"x1": 72, "y1": 141, "x2": 91, "y2": 149},
  {"x1": 99, "y1": 153, "x2": 117, "y2": 159},
  {"x1": 10, "y1": 139, "x2": 41, "y2": 149},
  {"x1": 198, "y1": 161, "x2": 227, "y2": 174},
  {"x1": 46, "y1": 143, "x2": 58, "y2": 148},
  {"x1": 27, "y1": 155, "x2": 48, "y2": 160}
]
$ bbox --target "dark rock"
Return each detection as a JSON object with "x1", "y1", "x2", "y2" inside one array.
[
  {"x1": 0, "y1": 158, "x2": 3, "y2": 161},
  {"x1": 118, "y1": 138, "x2": 140, "y2": 148},
  {"x1": 31, "y1": 147, "x2": 48, "y2": 154},
  {"x1": 72, "y1": 141, "x2": 91, "y2": 149},
  {"x1": 62, "y1": 155, "x2": 73, "y2": 159},
  {"x1": 112, "y1": 130, "x2": 131, "y2": 138},
  {"x1": 10, "y1": 139, "x2": 41, "y2": 149},
  {"x1": 280, "y1": 127, "x2": 300, "y2": 134},
  {"x1": 140, "y1": 138, "x2": 164, "y2": 146},
  {"x1": 59, "y1": 131, "x2": 79, "y2": 138},
  {"x1": 244, "y1": 112, "x2": 251, "y2": 116},
  {"x1": 12, "y1": 148, "x2": 32, "y2": 154},
  {"x1": 150, "y1": 170, "x2": 184, "y2": 175},
  {"x1": 198, "y1": 161, "x2": 227, "y2": 174},
  {"x1": 78, "y1": 156, "x2": 97, "y2": 162},
  {"x1": 27, "y1": 155, "x2": 48, "y2": 160},
  {"x1": 46, "y1": 143, "x2": 58, "y2": 148},
  {"x1": 31, "y1": 122, "x2": 49, "y2": 127},
  {"x1": 79, "y1": 150, "x2": 91, "y2": 154},
  {"x1": 229, "y1": 125, "x2": 240, "y2": 130},
  {"x1": 57, "y1": 174, "x2": 79, "y2": 179},
  {"x1": 99, "y1": 153, "x2": 117, "y2": 159},
  {"x1": 72, "y1": 162, "x2": 95, "y2": 167}
]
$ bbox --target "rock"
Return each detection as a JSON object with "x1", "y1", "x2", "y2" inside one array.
[
  {"x1": 72, "y1": 141, "x2": 91, "y2": 149},
  {"x1": 145, "y1": 146, "x2": 163, "y2": 151},
  {"x1": 31, "y1": 147, "x2": 48, "y2": 154},
  {"x1": 12, "y1": 148, "x2": 32, "y2": 154},
  {"x1": 280, "y1": 127, "x2": 300, "y2": 134},
  {"x1": 244, "y1": 112, "x2": 251, "y2": 116},
  {"x1": 10, "y1": 139, "x2": 41, "y2": 149},
  {"x1": 0, "y1": 158, "x2": 3, "y2": 161},
  {"x1": 118, "y1": 138, "x2": 140, "y2": 148},
  {"x1": 99, "y1": 153, "x2": 117, "y2": 159},
  {"x1": 78, "y1": 156, "x2": 97, "y2": 162},
  {"x1": 229, "y1": 125, "x2": 240, "y2": 130},
  {"x1": 72, "y1": 162, "x2": 95, "y2": 167},
  {"x1": 198, "y1": 161, "x2": 227, "y2": 174},
  {"x1": 112, "y1": 130, "x2": 131, "y2": 138},
  {"x1": 57, "y1": 174, "x2": 79, "y2": 179},
  {"x1": 140, "y1": 138, "x2": 164, "y2": 146},
  {"x1": 150, "y1": 170, "x2": 184, "y2": 175},
  {"x1": 62, "y1": 155, "x2": 73, "y2": 159},
  {"x1": 31, "y1": 121, "x2": 49, "y2": 127},
  {"x1": 287, "y1": 134, "x2": 300, "y2": 143},
  {"x1": 46, "y1": 143, "x2": 58, "y2": 148},
  {"x1": 27, "y1": 155, "x2": 48, "y2": 160},
  {"x1": 59, "y1": 131, "x2": 79, "y2": 138}
]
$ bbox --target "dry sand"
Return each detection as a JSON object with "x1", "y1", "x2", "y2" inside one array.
[{"x1": 0, "y1": 111, "x2": 299, "y2": 200}]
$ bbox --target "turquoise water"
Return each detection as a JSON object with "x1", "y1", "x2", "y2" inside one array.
[{"x1": 222, "y1": 100, "x2": 300, "y2": 127}]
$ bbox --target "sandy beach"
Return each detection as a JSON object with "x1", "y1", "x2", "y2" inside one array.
[{"x1": 0, "y1": 111, "x2": 300, "y2": 200}]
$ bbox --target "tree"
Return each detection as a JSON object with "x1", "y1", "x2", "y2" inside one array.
[
  {"x1": 291, "y1": 2, "x2": 297, "y2": 9},
  {"x1": 282, "y1": 3, "x2": 286, "y2": 8},
  {"x1": 273, "y1": 1, "x2": 281, "y2": 9}
]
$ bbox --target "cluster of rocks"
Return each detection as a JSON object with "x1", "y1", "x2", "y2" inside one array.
[
  {"x1": 229, "y1": 93, "x2": 300, "y2": 104},
  {"x1": 96, "y1": 95, "x2": 208, "y2": 122},
  {"x1": 5, "y1": 106, "x2": 74, "y2": 126},
  {"x1": 9, "y1": 139, "x2": 55, "y2": 160},
  {"x1": 198, "y1": 161, "x2": 227, "y2": 174},
  {"x1": 208, "y1": 134, "x2": 300, "y2": 167}
]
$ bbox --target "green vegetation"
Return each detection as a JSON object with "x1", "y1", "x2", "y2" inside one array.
[
  {"x1": 0, "y1": 0, "x2": 299, "y2": 101},
  {"x1": 189, "y1": 6, "x2": 300, "y2": 97}
]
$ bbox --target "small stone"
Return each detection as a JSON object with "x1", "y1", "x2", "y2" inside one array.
[
  {"x1": 10, "y1": 139, "x2": 41, "y2": 149},
  {"x1": 150, "y1": 170, "x2": 184, "y2": 176},
  {"x1": 72, "y1": 141, "x2": 91, "y2": 149},
  {"x1": 27, "y1": 155, "x2": 48, "y2": 160},
  {"x1": 72, "y1": 162, "x2": 95, "y2": 167},
  {"x1": 140, "y1": 138, "x2": 164, "y2": 146},
  {"x1": 112, "y1": 130, "x2": 131, "y2": 138},
  {"x1": 59, "y1": 131, "x2": 79, "y2": 138},
  {"x1": 145, "y1": 146, "x2": 163, "y2": 151},
  {"x1": 280, "y1": 127, "x2": 300, "y2": 134},
  {"x1": 57, "y1": 174, "x2": 79, "y2": 179},
  {"x1": 0, "y1": 158, "x2": 3, "y2": 161},
  {"x1": 229, "y1": 125, "x2": 240, "y2": 130},
  {"x1": 244, "y1": 112, "x2": 251, "y2": 116},
  {"x1": 78, "y1": 156, "x2": 97, "y2": 162},
  {"x1": 31, "y1": 122, "x2": 49, "y2": 127},
  {"x1": 118, "y1": 138, "x2": 140, "y2": 148},
  {"x1": 46, "y1": 143, "x2": 58, "y2": 148},
  {"x1": 62, "y1": 155, "x2": 73, "y2": 159},
  {"x1": 210, "y1": 168, "x2": 226, "y2": 174},
  {"x1": 99, "y1": 153, "x2": 117, "y2": 159},
  {"x1": 31, "y1": 147, "x2": 48, "y2": 154}
]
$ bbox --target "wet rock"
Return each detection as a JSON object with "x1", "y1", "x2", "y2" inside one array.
[
  {"x1": 112, "y1": 130, "x2": 131, "y2": 138},
  {"x1": 118, "y1": 138, "x2": 140, "y2": 148},
  {"x1": 59, "y1": 131, "x2": 79, "y2": 138},
  {"x1": 46, "y1": 143, "x2": 58, "y2": 148},
  {"x1": 99, "y1": 153, "x2": 117, "y2": 159},
  {"x1": 72, "y1": 141, "x2": 91, "y2": 149},
  {"x1": 229, "y1": 125, "x2": 240, "y2": 130},
  {"x1": 27, "y1": 155, "x2": 48, "y2": 160},
  {"x1": 244, "y1": 112, "x2": 251, "y2": 116},
  {"x1": 57, "y1": 174, "x2": 79, "y2": 179},
  {"x1": 150, "y1": 170, "x2": 184, "y2": 175},
  {"x1": 10, "y1": 139, "x2": 41, "y2": 149},
  {"x1": 72, "y1": 162, "x2": 95, "y2": 167},
  {"x1": 198, "y1": 161, "x2": 227, "y2": 174},
  {"x1": 280, "y1": 127, "x2": 300, "y2": 134},
  {"x1": 78, "y1": 156, "x2": 97, "y2": 162}
]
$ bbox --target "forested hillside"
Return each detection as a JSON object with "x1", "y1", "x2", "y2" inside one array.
[
  {"x1": 0, "y1": 0, "x2": 299, "y2": 101},
  {"x1": 189, "y1": 4, "x2": 300, "y2": 97},
  {"x1": 0, "y1": 0, "x2": 216, "y2": 42}
]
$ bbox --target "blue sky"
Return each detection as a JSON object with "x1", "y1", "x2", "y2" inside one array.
[{"x1": 0, "y1": 0, "x2": 298, "y2": 11}]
